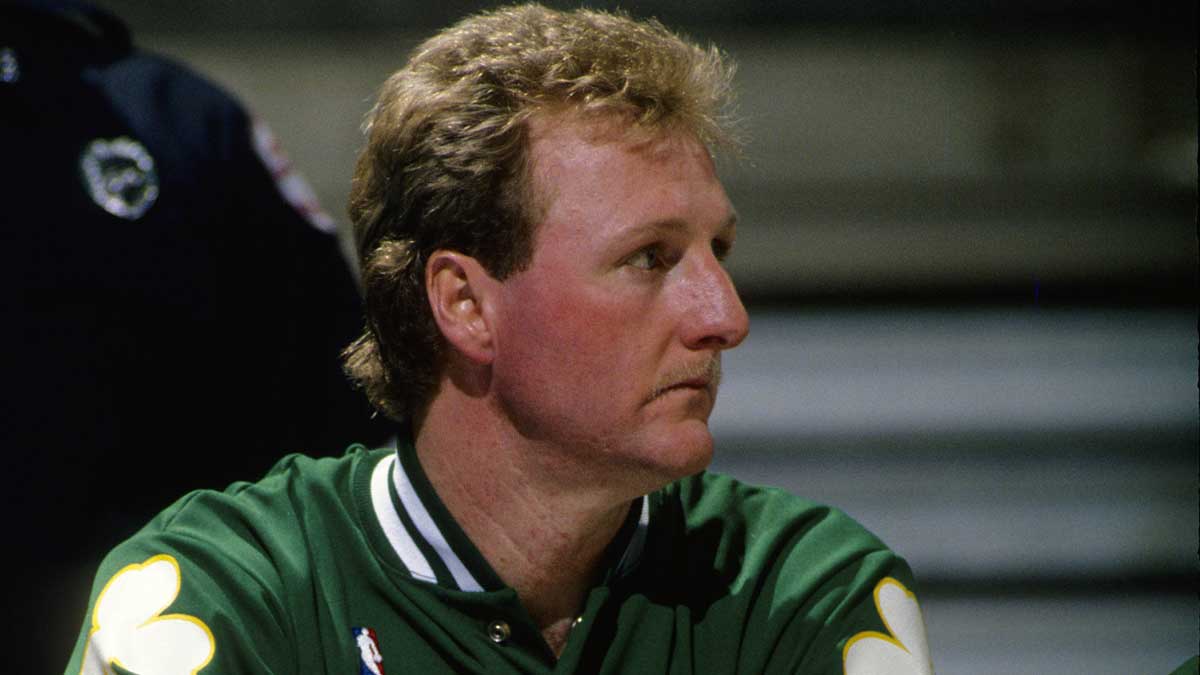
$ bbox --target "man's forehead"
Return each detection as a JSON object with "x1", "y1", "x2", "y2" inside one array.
[
  {"x1": 526, "y1": 108, "x2": 640, "y2": 145},
  {"x1": 518, "y1": 110, "x2": 733, "y2": 258},
  {"x1": 526, "y1": 109, "x2": 709, "y2": 162},
  {"x1": 524, "y1": 110, "x2": 717, "y2": 206}
]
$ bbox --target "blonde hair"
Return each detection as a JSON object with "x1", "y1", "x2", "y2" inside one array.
[{"x1": 344, "y1": 3, "x2": 737, "y2": 422}]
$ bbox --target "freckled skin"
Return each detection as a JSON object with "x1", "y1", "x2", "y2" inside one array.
[{"x1": 489, "y1": 115, "x2": 749, "y2": 491}]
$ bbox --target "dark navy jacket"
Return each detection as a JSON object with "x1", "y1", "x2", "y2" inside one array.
[{"x1": 1, "y1": 3, "x2": 388, "y2": 656}]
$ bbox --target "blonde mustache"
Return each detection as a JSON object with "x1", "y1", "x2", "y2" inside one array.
[{"x1": 645, "y1": 355, "x2": 722, "y2": 404}]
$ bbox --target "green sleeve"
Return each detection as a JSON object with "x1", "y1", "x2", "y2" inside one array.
[
  {"x1": 732, "y1": 493, "x2": 934, "y2": 674},
  {"x1": 680, "y1": 474, "x2": 935, "y2": 675},
  {"x1": 64, "y1": 492, "x2": 297, "y2": 675},
  {"x1": 781, "y1": 550, "x2": 933, "y2": 674}
]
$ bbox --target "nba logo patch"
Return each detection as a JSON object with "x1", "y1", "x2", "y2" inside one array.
[{"x1": 352, "y1": 626, "x2": 385, "y2": 675}]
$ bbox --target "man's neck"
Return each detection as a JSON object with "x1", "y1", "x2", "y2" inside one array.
[{"x1": 414, "y1": 390, "x2": 637, "y2": 657}]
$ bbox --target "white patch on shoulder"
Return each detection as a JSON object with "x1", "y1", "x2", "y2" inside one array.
[
  {"x1": 80, "y1": 554, "x2": 215, "y2": 675},
  {"x1": 250, "y1": 117, "x2": 337, "y2": 234},
  {"x1": 842, "y1": 577, "x2": 934, "y2": 675},
  {"x1": 79, "y1": 136, "x2": 159, "y2": 220}
]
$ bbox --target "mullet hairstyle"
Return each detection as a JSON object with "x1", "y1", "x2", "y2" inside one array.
[{"x1": 344, "y1": 3, "x2": 737, "y2": 423}]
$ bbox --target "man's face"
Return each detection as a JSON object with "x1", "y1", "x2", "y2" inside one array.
[{"x1": 487, "y1": 113, "x2": 749, "y2": 492}]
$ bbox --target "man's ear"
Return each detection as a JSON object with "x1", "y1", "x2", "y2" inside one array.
[{"x1": 426, "y1": 250, "x2": 497, "y2": 365}]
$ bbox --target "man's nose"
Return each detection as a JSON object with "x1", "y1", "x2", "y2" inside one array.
[{"x1": 678, "y1": 255, "x2": 750, "y2": 351}]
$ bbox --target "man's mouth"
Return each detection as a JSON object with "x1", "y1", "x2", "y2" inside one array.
[
  {"x1": 669, "y1": 376, "x2": 712, "y2": 392},
  {"x1": 646, "y1": 357, "x2": 722, "y2": 403}
]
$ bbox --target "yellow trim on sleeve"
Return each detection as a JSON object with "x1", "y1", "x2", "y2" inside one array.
[
  {"x1": 79, "y1": 554, "x2": 216, "y2": 675},
  {"x1": 840, "y1": 576, "x2": 918, "y2": 670},
  {"x1": 873, "y1": 576, "x2": 918, "y2": 649}
]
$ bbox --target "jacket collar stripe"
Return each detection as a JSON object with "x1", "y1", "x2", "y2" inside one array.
[
  {"x1": 615, "y1": 495, "x2": 650, "y2": 577},
  {"x1": 370, "y1": 453, "x2": 437, "y2": 582},
  {"x1": 390, "y1": 451, "x2": 485, "y2": 592}
]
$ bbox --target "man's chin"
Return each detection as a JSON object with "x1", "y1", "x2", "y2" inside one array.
[
  {"x1": 644, "y1": 420, "x2": 715, "y2": 479},
  {"x1": 584, "y1": 419, "x2": 715, "y2": 495}
]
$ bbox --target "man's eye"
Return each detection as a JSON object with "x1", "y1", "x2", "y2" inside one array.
[{"x1": 626, "y1": 247, "x2": 662, "y2": 270}]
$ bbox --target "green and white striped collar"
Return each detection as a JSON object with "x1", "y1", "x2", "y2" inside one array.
[{"x1": 368, "y1": 442, "x2": 650, "y2": 593}]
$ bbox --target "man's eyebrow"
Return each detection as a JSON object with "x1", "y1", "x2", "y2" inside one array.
[{"x1": 628, "y1": 210, "x2": 739, "y2": 238}]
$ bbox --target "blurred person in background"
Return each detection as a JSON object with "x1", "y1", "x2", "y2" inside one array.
[
  {"x1": 64, "y1": 5, "x2": 933, "y2": 673},
  {"x1": 0, "y1": 0, "x2": 388, "y2": 662}
]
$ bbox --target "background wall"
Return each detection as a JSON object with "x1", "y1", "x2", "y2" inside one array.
[{"x1": 91, "y1": 1, "x2": 1200, "y2": 672}]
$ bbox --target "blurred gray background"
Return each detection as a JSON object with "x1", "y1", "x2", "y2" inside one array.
[{"x1": 94, "y1": 1, "x2": 1197, "y2": 672}]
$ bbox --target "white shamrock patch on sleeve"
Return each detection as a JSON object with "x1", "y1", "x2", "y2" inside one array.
[
  {"x1": 842, "y1": 577, "x2": 934, "y2": 675},
  {"x1": 80, "y1": 554, "x2": 215, "y2": 675}
]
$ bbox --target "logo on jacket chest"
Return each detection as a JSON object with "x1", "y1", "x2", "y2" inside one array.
[{"x1": 353, "y1": 626, "x2": 386, "y2": 675}]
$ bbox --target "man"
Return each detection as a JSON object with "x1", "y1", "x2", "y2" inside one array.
[{"x1": 67, "y1": 5, "x2": 933, "y2": 673}]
